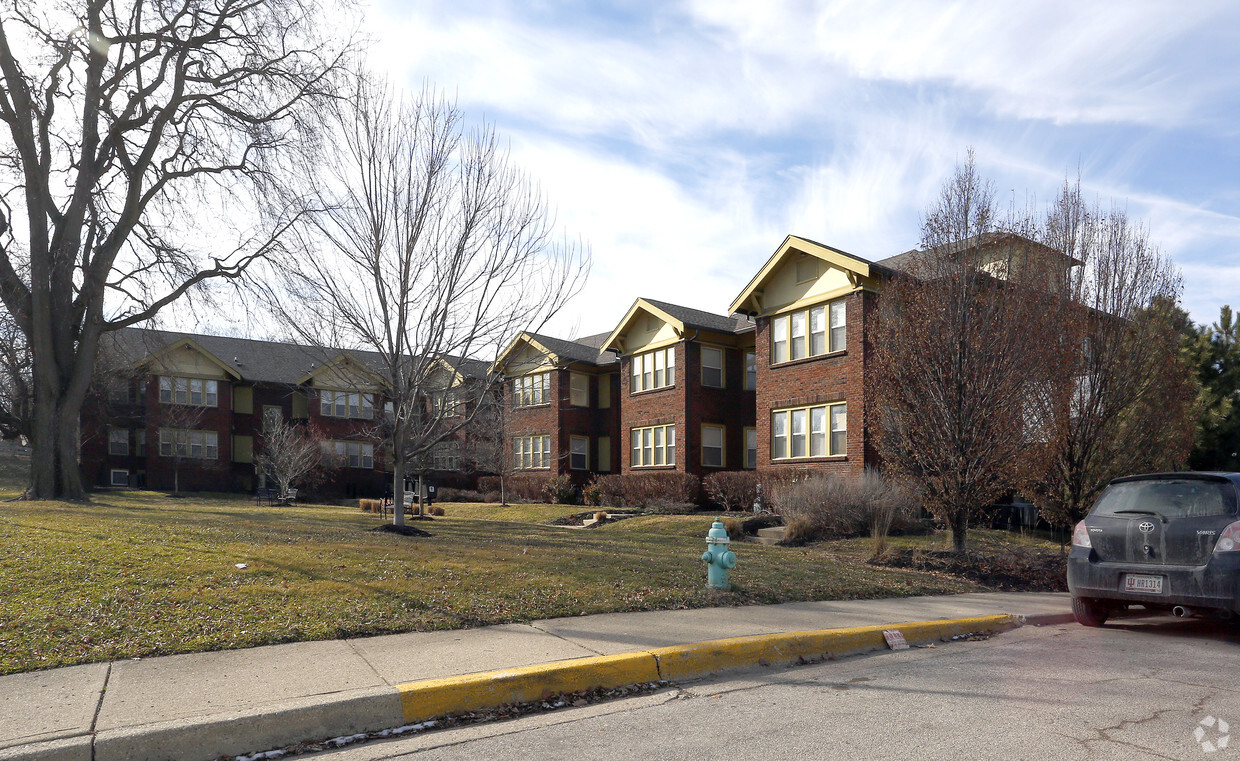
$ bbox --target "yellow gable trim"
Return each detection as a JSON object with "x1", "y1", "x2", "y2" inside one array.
[
  {"x1": 492, "y1": 332, "x2": 560, "y2": 376},
  {"x1": 135, "y1": 338, "x2": 241, "y2": 379},
  {"x1": 601, "y1": 298, "x2": 685, "y2": 355},
  {"x1": 728, "y1": 235, "x2": 875, "y2": 316},
  {"x1": 296, "y1": 353, "x2": 386, "y2": 388}
]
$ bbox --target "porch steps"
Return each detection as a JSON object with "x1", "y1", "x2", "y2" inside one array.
[{"x1": 752, "y1": 526, "x2": 786, "y2": 545}]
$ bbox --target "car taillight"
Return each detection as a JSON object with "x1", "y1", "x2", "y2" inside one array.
[
  {"x1": 1072, "y1": 520, "x2": 1091, "y2": 548},
  {"x1": 1214, "y1": 521, "x2": 1240, "y2": 553}
]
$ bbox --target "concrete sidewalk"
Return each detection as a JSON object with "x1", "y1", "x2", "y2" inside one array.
[{"x1": 0, "y1": 592, "x2": 1072, "y2": 761}]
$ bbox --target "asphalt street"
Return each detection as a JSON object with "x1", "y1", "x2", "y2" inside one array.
[{"x1": 305, "y1": 615, "x2": 1240, "y2": 761}]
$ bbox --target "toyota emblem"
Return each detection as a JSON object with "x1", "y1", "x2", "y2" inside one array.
[{"x1": 1138, "y1": 521, "x2": 1156, "y2": 534}]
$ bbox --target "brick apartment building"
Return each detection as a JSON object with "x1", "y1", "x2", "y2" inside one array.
[{"x1": 80, "y1": 328, "x2": 486, "y2": 497}]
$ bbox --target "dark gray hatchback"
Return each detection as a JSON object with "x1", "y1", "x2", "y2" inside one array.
[{"x1": 1067, "y1": 472, "x2": 1240, "y2": 626}]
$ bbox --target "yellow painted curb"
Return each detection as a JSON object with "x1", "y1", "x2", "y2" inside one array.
[
  {"x1": 397, "y1": 651, "x2": 660, "y2": 724},
  {"x1": 649, "y1": 614, "x2": 1017, "y2": 681},
  {"x1": 394, "y1": 614, "x2": 1016, "y2": 724}
]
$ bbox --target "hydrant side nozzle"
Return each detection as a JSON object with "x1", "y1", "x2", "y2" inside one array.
[{"x1": 701, "y1": 550, "x2": 713, "y2": 563}]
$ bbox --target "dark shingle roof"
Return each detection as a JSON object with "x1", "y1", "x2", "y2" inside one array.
[
  {"x1": 642, "y1": 298, "x2": 755, "y2": 335},
  {"x1": 106, "y1": 328, "x2": 489, "y2": 385},
  {"x1": 524, "y1": 331, "x2": 618, "y2": 367}
]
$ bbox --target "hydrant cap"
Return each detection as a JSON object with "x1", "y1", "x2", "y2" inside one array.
[{"x1": 707, "y1": 519, "x2": 729, "y2": 541}]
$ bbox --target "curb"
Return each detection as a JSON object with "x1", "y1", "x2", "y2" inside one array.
[
  {"x1": 1, "y1": 613, "x2": 1031, "y2": 761},
  {"x1": 1013, "y1": 612, "x2": 1076, "y2": 627},
  {"x1": 395, "y1": 614, "x2": 1018, "y2": 724}
]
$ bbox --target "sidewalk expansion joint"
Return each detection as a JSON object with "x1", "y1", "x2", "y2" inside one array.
[
  {"x1": 526, "y1": 622, "x2": 607, "y2": 656},
  {"x1": 345, "y1": 638, "x2": 388, "y2": 684}
]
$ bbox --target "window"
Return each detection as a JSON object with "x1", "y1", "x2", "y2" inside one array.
[
  {"x1": 631, "y1": 424, "x2": 675, "y2": 467},
  {"x1": 513, "y1": 435, "x2": 551, "y2": 470},
  {"x1": 570, "y1": 373, "x2": 589, "y2": 407},
  {"x1": 159, "y1": 376, "x2": 218, "y2": 407},
  {"x1": 108, "y1": 429, "x2": 128, "y2": 456},
  {"x1": 320, "y1": 440, "x2": 375, "y2": 468},
  {"x1": 136, "y1": 430, "x2": 146, "y2": 457},
  {"x1": 744, "y1": 428, "x2": 757, "y2": 469},
  {"x1": 702, "y1": 425, "x2": 724, "y2": 467},
  {"x1": 263, "y1": 405, "x2": 283, "y2": 431},
  {"x1": 701, "y1": 347, "x2": 724, "y2": 388},
  {"x1": 770, "y1": 298, "x2": 847, "y2": 364},
  {"x1": 515, "y1": 373, "x2": 550, "y2": 407},
  {"x1": 744, "y1": 351, "x2": 756, "y2": 390},
  {"x1": 158, "y1": 429, "x2": 219, "y2": 460},
  {"x1": 432, "y1": 389, "x2": 459, "y2": 417},
  {"x1": 432, "y1": 441, "x2": 460, "y2": 470},
  {"x1": 598, "y1": 436, "x2": 611, "y2": 472},
  {"x1": 110, "y1": 469, "x2": 129, "y2": 486},
  {"x1": 631, "y1": 347, "x2": 675, "y2": 393},
  {"x1": 770, "y1": 402, "x2": 846, "y2": 460},
  {"x1": 319, "y1": 390, "x2": 375, "y2": 419},
  {"x1": 570, "y1": 436, "x2": 589, "y2": 470}
]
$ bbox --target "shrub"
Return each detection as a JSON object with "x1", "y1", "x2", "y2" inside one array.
[
  {"x1": 437, "y1": 488, "x2": 487, "y2": 503},
  {"x1": 476, "y1": 474, "x2": 554, "y2": 503},
  {"x1": 704, "y1": 471, "x2": 761, "y2": 512},
  {"x1": 358, "y1": 498, "x2": 383, "y2": 513},
  {"x1": 594, "y1": 511, "x2": 608, "y2": 522},
  {"x1": 542, "y1": 475, "x2": 579, "y2": 505},
  {"x1": 595, "y1": 472, "x2": 701, "y2": 508},
  {"x1": 480, "y1": 490, "x2": 502, "y2": 504},
  {"x1": 777, "y1": 469, "x2": 919, "y2": 551},
  {"x1": 582, "y1": 478, "x2": 603, "y2": 507},
  {"x1": 429, "y1": 505, "x2": 446, "y2": 516},
  {"x1": 722, "y1": 517, "x2": 744, "y2": 541}
]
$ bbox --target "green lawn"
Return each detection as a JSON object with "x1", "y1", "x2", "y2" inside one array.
[{"x1": 0, "y1": 492, "x2": 981, "y2": 676}]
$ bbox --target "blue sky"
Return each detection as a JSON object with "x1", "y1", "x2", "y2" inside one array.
[{"x1": 363, "y1": 0, "x2": 1240, "y2": 338}]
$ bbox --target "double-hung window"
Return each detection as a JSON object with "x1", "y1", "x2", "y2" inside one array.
[
  {"x1": 744, "y1": 428, "x2": 757, "y2": 469},
  {"x1": 570, "y1": 436, "x2": 589, "y2": 470},
  {"x1": 158, "y1": 429, "x2": 219, "y2": 459},
  {"x1": 701, "y1": 425, "x2": 724, "y2": 467},
  {"x1": 320, "y1": 390, "x2": 375, "y2": 419},
  {"x1": 108, "y1": 429, "x2": 128, "y2": 456},
  {"x1": 513, "y1": 435, "x2": 551, "y2": 469},
  {"x1": 515, "y1": 373, "x2": 550, "y2": 407},
  {"x1": 770, "y1": 402, "x2": 847, "y2": 460},
  {"x1": 701, "y1": 347, "x2": 724, "y2": 388},
  {"x1": 159, "y1": 376, "x2": 218, "y2": 406},
  {"x1": 631, "y1": 347, "x2": 675, "y2": 393},
  {"x1": 320, "y1": 440, "x2": 375, "y2": 468},
  {"x1": 770, "y1": 298, "x2": 847, "y2": 364},
  {"x1": 631, "y1": 424, "x2": 675, "y2": 467},
  {"x1": 744, "y1": 351, "x2": 756, "y2": 390},
  {"x1": 570, "y1": 373, "x2": 589, "y2": 407}
]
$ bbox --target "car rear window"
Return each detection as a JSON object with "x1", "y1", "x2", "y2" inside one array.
[{"x1": 1091, "y1": 479, "x2": 1237, "y2": 519}]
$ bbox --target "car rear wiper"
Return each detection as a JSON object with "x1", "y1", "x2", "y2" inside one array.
[{"x1": 1112, "y1": 509, "x2": 1167, "y2": 522}]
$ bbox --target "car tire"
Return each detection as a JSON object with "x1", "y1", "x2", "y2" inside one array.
[{"x1": 1072, "y1": 596, "x2": 1109, "y2": 627}]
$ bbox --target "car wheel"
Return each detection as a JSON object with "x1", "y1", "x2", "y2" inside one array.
[{"x1": 1072, "y1": 596, "x2": 1109, "y2": 627}]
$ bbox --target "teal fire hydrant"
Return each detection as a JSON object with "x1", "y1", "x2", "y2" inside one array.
[{"x1": 702, "y1": 518, "x2": 738, "y2": 590}]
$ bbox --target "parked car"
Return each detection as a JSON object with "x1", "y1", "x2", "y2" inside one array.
[{"x1": 1067, "y1": 472, "x2": 1240, "y2": 626}]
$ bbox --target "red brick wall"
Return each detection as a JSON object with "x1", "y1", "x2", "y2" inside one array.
[
  {"x1": 619, "y1": 342, "x2": 686, "y2": 474},
  {"x1": 754, "y1": 290, "x2": 876, "y2": 479},
  {"x1": 505, "y1": 367, "x2": 621, "y2": 483}
]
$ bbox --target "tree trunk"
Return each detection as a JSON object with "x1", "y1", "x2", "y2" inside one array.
[
  {"x1": 392, "y1": 459, "x2": 405, "y2": 527},
  {"x1": 951, "y1": 512, "x2": 969, "y2": 554}
]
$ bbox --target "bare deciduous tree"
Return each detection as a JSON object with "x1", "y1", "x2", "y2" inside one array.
[
  {"x1": 0, "y1": 0, "x2": 350, "y2": 498},
  {"x1": 256, "y1": 416, "x2": 325, "y2": 499},
  {"x1": 1024, "y1": 180, "x2": 1196, "y2": 528},
  {"x1": 868, "y1": 151, "x2": 1053, "y2": 553},
  {"x1": 154, "y1": 400, "x2": 207, "y2": 497},
  {"x1": 272, "y1": 75, "x2": 588, "y2": 527}
]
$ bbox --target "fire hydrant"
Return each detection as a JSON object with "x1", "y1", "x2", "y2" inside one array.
[{"x1": 702, "y1": 518, "x2": 738, "y2": 590}]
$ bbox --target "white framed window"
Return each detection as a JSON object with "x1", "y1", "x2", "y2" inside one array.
[
  {"x1": 701, "y1": 346, "x2": 724, "y2": 388},
  {"x1": 110, "y1": 469, "x2": 129, "y2": 486},
  {"x1": 432, "y1": 389, "x2": 459, "y2": 417},
  {"x1": 320, "y1": 390, "x2": 376, "y2": 419},
  {"x1": 515, "y1": 373, "x2": 550, "y2": 407},
  {"x1": 631, "y1": 424, "x2": 675, "y2": 467},
  {"x1": 570, "y1": 373, "x2": 589, "y2": 407},
  {"x1": 263, "y1": 405, "x2": 283, "y2": 430},
  {"x1": 159, "y1": 376, "x2": 218, "y2": 407},
  {"x1": 158, "y1": 429, "x2": 219, "y2": 460},
  {"x1": 570, "y1": 436, "x2": 589, "y2": 470},
  {"x1": 136, "y1": 430, "x2": 146, "y2": 457},
  {"x1": 108, "y1": 429, "x2": 128, "y2": 456},
  {"x1": 432, "y1": 440, "x2": 460, "y2": 470},
  {"x1": 702, "y1": 425, "x2": 724, "y2": 468},
  {"x1": 631, "y1": 347, "x2": 675, "y2": 393},
  {"x1": 513, "y1": 435, "x2": 551, "y2": 470},
  {"x1": 320, "y1": 440, "x2": 375, "y2": 468},
  {"x1": 744, "y1": 351, "x2": 756, "y2": 390},
  {"x1": 744, "y1": 427, "x2": 757, "y2": 469},
  {"x1": 771, "y1": 402, "x2": 846, "y2": 460},
  {"x1": 770, "y1": 298, "x2": 847, "y2": 364}
]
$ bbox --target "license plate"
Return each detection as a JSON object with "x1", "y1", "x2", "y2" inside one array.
[{"x1": 1124, "y1": 574, "x2": 1164, "y2": 594}]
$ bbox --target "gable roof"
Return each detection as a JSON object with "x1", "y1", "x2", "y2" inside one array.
[
  {"x1": 602, "y1": 297, "x2": 754, "y2": 354},
  {"x1": 107, "y1": 327, "x2": 489, "y2": 386},
  {"x1": 729, "y1": 235, "x2": 887, "y2": 316},
  {"x1": 493, "y1": 330, "x2": 619, "y2": 375},
  {"x1": 875, "y1": 232, "x2": 1083, "y2": 273}
]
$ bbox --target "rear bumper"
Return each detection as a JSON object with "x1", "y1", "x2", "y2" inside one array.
[{"x1": 1066, "y1": 549, "x2": 1240, "y2": 612}]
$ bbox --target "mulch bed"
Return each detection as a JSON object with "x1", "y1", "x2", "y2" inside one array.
[
  {"x1": 371, "y1": 523, "x2": 432, "y2": 537},
  {"x1": 873, "y1": 546, "x2": 1068, "y2": 592},
  {"x1": 547, "y1": 511, "x2": 638, "y2": 527}
]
